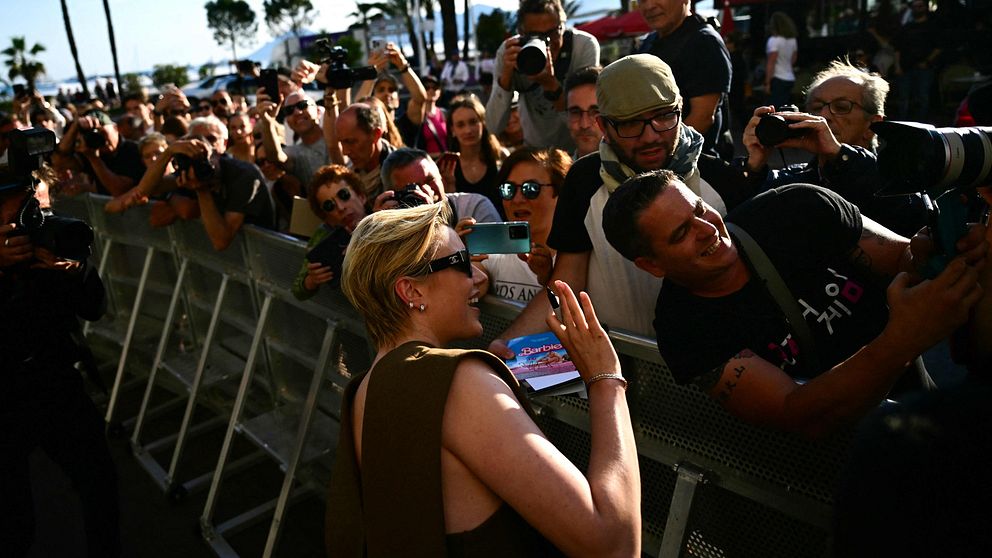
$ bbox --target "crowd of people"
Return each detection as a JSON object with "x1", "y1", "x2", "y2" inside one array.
[{"x1": 3, "y1": 0, "x2": 991, "y2": 555}]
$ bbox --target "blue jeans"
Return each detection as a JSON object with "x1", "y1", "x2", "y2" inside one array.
[
  {"x1": 895, "y1": 67, "x2": 935, "y2": 122},
  {"x1": 768, "y1": 78, "x2": 795, "y2": 109}
]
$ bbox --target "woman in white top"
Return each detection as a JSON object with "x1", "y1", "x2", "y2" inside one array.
[
  {"x1": 764, "y1": 11, "x2": 799, "y2": 108},
  {"x1": 472, "y1": 147, "x2": 572, "y2": 304}
]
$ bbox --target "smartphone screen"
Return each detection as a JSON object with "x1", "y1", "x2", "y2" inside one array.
[
  {"x1": 259, "y1": 69, "x2": 282, "y2": 105},
  {"x1": 465, "y1": 222, "x2": 531, "y2": 255}
]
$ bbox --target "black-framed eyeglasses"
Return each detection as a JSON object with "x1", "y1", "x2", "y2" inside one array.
[
  {"x1": 210, "y1": 98, "x2": 229, "y2": 106},
  {"x1": 806, "y1": 98, "x2": 866, "y2": 116},
  {"x1": 521, "y1": 23, "x2": 563, "y2": 39},
  {"x1": 567, "y1": 107, "x2": 600, "y2": 122},
  {"x1": 606, "y1": 110, "x2": 681, "y2": 138},
  {"x1": 499, "y1": 181, "x2": 553, "y2": 200},
  {"x1": 321, "y1": 188, "x2": 353, "y2": 212},
  {"x1": 281, "y1": 100, "x2": 312, "y2": 118},
  {"x1": 425, "y1": 249, "x2": 472, "y2": 278}
]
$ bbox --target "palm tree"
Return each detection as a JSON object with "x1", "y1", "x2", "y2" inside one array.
[
  {"x1": 438, "y1": 0, "x2": 458, "y2": 60},
  {"x1": 3, "y1": 36, "x2": 47, "y2": 92},
  {"x1": 564, "y1": 0, "x2": 583, "y2": 19},
  {"x1": 60, "y1": 0, "x2": 90, "y2": 97},
  {"x1": 102, "y1": 0, "x2": 123, "y2": 98}
]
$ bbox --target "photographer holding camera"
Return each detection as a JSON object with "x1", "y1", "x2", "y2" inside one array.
[
  {"x1": 55, "y1": 109, "x2": 145, "y2": 197},
  {"x1": 486, "y1": 0, "x2": 599, "y2": 151},
  {"x1": 1, "y1": 137, "x2": 120, "y2": 556},
  {"x1": 740, "y1": 59, "x2": 927, "y2": 237},
  {"x1": 106, "y1": 116, "x2": 275, "y2": 250}
]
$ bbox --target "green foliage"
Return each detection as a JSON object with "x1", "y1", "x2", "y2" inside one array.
[
  {"x1": 198, "y1": 63, "x2": 216, "y2": 80},
  {"x1": 563, "y1": 0, "x2": 583, "y2": 19},
  {"x1": 476, "y1": 9, "x2": 509, "y2": 55},
  {"x1": 151, "y1": 64, "x2": 190, "y2": 88},
  {"x1": 263, "y1": 0, "x2": 316, "y2": 37},
  {"x1": 334, "y1": 35, "x2": 364, "y2": 67},
  {"x1": 122, "y1": 72, "x2": 144, "y2": 95},
  {"x1": 204, "y1": 0, "x2": 258, "y2": 57},
  {"x1": 3, "y1": 36, "x2": 47, "y2": 89}
]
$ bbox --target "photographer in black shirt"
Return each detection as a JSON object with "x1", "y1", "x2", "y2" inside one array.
[{"x1": 0, "y1": 159, "x2": 120, "y2": 557}]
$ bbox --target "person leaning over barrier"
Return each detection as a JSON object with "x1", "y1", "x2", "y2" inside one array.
[
  {"x1": 601, "y1": 170, "x2": 988, "y2": 438},
  {"x1": 326, "y1": 201, "x2": 640, "y2": 556}
]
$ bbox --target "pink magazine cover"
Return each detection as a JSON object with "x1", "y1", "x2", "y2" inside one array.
[{"x1": 504, "y1": 331, "x2": 577, "y2": 381}]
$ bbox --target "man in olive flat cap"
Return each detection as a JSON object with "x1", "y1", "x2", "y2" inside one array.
[{"x1": 488, "y1": 54, "x2": 728, "y2": 356}]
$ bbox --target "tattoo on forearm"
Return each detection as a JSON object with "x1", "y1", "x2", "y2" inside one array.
[{"x1": 716, "y1": 353, "x2": 751, "y2": 403}]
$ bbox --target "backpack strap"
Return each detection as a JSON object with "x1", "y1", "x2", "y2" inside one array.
[{"x1": 726, "y1": 222, "x2": 822, "y2": 374}]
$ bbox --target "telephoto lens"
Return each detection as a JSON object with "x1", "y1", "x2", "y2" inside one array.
[{"x1": 516, "y1": 35, "x2": 549, "y2": 76}]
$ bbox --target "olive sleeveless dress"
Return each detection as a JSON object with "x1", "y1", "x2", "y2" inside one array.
[{"x1": 325, "y1": 341, "x2": 562, "y2": 557}]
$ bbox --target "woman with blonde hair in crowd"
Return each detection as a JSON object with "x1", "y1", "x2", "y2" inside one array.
[
  {"x1": 326, "y1": 201, "x2": 640, "y2": 556},
  {"x1": 445, "y1": 94, "x2": 507, "y2": 214}
]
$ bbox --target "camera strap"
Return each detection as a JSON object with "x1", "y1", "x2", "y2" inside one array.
[
  {"x1": 726, "y1": 223, "x2": 822, "y2": 375},
  {"x1": 553, "y1": 30, "x2": 574, "y2": 84}
]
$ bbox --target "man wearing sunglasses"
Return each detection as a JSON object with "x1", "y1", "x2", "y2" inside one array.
[
  {"x1": 257, "y1": 89, "x2": 331, "y2": 190},
  {"x1": 488, "y1": 54, "x2": 728, "y2": 358},
  {"x1": 486, "y1": 0, "x2": 600, "y2": 151},
  {"x1": 740, "y1": 58, "x2": 927, "y2": 237}
]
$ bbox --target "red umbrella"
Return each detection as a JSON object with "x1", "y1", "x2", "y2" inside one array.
[{"x1": 576, "y1": 11, "x2": 651, "y2": 41}]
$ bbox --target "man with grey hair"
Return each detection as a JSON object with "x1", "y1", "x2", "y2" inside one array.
[
  {"x1": 739, "y1": 58, "x2": 926, "y2": 236},
  {"x1": 105, "y1": 114, "x2": 275, "y2": 250},
  {"x1": 258, "y1": 89, "x2": 330, "y2": 188},
  {"x1": 377, "y1": 147, "x2": 500, "y2": 225},
  {"x1": 333, "y1": 103, "x2": 396, "y2": 199}
]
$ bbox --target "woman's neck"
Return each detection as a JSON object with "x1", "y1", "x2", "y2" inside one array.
[
  {"x1": 460, "y1": 142, "x2": 482, "y2": 160},
  {"x1": 373, "y1": 329, "x2": 443, "y2": 367}
]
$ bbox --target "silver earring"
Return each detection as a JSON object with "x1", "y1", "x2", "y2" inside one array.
[
  {"x1": 408, "y1": 301, "x2": 415, "y2": 309},
  {"x1": 419, "y1": 303, "x2": 426, "y2": 312}
]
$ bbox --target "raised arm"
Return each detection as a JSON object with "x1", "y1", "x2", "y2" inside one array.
[
  {"x1": 445, "y1": 281, "x2": 639, "y2": 556},
  {"x1": 488, "y1": 250, "x2": 589, "y2": 358}
]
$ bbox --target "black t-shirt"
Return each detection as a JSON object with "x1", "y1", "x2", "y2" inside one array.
[
  {"x1": 455, "y1": 160, "x2": 504, "y2": 219},
  {"x1": 212, "y1": 155, "x2": 276, "y2": 229},
  {"x1": 654, "y1": 185, "x2": 891, "y2": 387},
  {"x1": 547, "y1": 152, "x2": 604, "y2": 253},
  {"x1": 83, "y1": 139, "x2": 145, "y2": 195},
  {"x1": 639, "y1": 15, "x2": 732, "y2": 155}
]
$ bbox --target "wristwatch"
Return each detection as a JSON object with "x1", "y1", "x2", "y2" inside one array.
[{"x1": 543, "y1": 84, "x2": 563, "y2": 102}]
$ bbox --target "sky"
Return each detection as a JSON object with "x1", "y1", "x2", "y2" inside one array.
[{"x1": 0, "y1": 0, "x2": 534, "y2": 83}]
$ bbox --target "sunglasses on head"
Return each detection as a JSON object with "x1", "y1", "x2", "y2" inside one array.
[
  {"x1": 321, "y1": 187, "x2": 352, "y2": 212},
  {"x1": 499, "y1": 181, "x2": 553, "y2": 200},
  {"x1": 426, "y1": 249, "x2": 473, "y2": 278},
  {"x1": 281, "y1": 100, "x2": 311, "y2": 118}
]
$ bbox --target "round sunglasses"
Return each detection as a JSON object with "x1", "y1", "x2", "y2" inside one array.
[
  {"x1": 499, "y1": 181, "x2": 553, "y2": 200},
  {"x1": 321, "y1": 188, "x2": 352, "y2": 212}
]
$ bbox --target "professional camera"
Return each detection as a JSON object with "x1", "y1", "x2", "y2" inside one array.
[
  {"x1": 313, "y1": 39, "x2": 378, "y2": 90},
  {"x1": 82, "y1": 128, "x2": 106, "y2": 149},
  {"x1": 1, "y1": 128, "x2": 94, "y2": 263},
  {"x1": 872, "y1": 120, "x2": 992, "y2": 276},
  {"x1": 516, "y1": 34, "x2": 551, "y2": 76},
  {"x1": 395, "y1": 183, "x2": 428, "y2": 208},
  {"x1": 754, "y1": 104, "x2": 805, "y2": 147},
  {"x1": 172, "y1": 153, "x2": 215, "y2": 182}
]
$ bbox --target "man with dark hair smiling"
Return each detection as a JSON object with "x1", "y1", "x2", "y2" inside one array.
[{"x1": 601, "y1": 170, "x2": 987, "y2": 437}]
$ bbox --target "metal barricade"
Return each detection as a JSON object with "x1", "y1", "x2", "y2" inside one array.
[
  {"x1": 67, "y1": 195, "x2": 181, "y2": 429},
  {"x1": 199, "y1": 226, "x2": 371, "y2": 557},
  {"x1": 129, "y1": 219, "x2": 266, "y2": 500}
]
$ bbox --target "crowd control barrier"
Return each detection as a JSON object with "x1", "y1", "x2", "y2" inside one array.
[{"x1": 55, "y1": 193, "x2": 853, "y2": 558}]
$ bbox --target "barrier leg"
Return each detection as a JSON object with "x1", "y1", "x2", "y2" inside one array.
[{"x1": 658, "y1": 462, "x2": 707, "y2": 558}]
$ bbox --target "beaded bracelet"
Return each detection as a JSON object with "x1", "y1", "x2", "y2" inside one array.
[{"x1": 586, "y1": 373, "x2": 628, "y2": 391}]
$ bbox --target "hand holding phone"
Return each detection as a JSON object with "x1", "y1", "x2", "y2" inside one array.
[
  {"x1": 305, "y1": 227, "x2": 351, "y2": 289},
  {"x1": 259, "y1": 69, "x2": 283, "y2": 106}
]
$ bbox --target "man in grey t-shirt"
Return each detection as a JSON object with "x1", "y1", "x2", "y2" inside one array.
[{"x1": 259, "y1": 90, "x2": 330, "y2": 190}]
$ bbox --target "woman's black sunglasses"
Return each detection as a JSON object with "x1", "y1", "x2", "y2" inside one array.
[
  {"x1": 321, "y1": 188, "x2": 352, "y2": 212},
  {"x1": 499, "y1": 181, "x2": 553, "y2": 200},
  {"x1": 426, "y1": 249, "x2": 472, "y2": 278}
]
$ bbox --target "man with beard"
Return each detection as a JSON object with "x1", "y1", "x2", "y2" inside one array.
[{"x1": 489, "y1": 54, "x2": 727, "y2": 356}]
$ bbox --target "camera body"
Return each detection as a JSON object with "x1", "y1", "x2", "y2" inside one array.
[
  {"x1": 172, "y1": 154, "x2": 216, "y2": 182},
  {"x1": 314, "y1": 39, "x2": 378, "y2": 90},
  {"x1": 516, "y1": 34, "x2": 551, "y2": 76},
  {"x1": 754, "y1": 104, "x2": 805, "y2": 147},
  {"x1": 82, "y1": 128, "x2": 107, "y2": 150},
  {"x1": 395, "y1": 183, "x2": 428, "y2": 208},
  {"x1": 1, "y1": 128, "x2": 94, "y2": 263}
]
